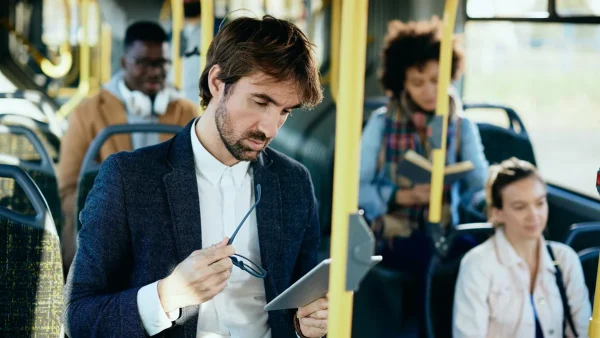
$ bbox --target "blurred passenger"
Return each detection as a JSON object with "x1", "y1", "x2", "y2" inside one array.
[
  {"x1": 453, "y1": 157, "x2": 591, "y2": 338},
  {"x1": 359, "y1": 16, "x2": 488, "y2": 272},
  {"x1": 58, "y1": 21, "x2": 197, "y2": 276},
  {"x1": 358, "y1": 17, "x2": 489, "y2": 336}
]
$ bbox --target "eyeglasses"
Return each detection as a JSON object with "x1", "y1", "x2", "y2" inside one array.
[
  {"x1": 227, "y1": 184, "x2": 267, "y2": 278},
  {"x1": 128, "y1": 57, "x2": 172, "y2": 71}
]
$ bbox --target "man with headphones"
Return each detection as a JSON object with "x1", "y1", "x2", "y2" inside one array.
[{"x1": 58, "y1": 21, "x2": 198, "y2": 276}]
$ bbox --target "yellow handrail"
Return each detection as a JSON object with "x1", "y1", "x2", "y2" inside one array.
[
  {"x1": 171, "y1": 0, "x2": 184, "y2": 89},
  {"x1": 100, "y1": 22, "x2": 112, "y2": 84},
  {"x1": 0, "y1": 19, "x2": 73, "y2": 79},
  {"x1": 428, "y1": 0, "x2": 459, "y2": 223},
  {"x1": 56, "y1": 0, "x2": 90, "y2": 120},
  {"x1": 329, "y1": 0, "x2": 341, "y2": 103},
  {"x1": 200, "y1": 0, "x2": 214, "y2": 74},
  {"x1": 198, "y1": 0, "x2": 214, "y2": 115},
  {"x1": 591, "y1": 260, "x2": 600, "y2": 337},
  {"x1": 328, "y1": 0, "x2": 369, "y2": 337}
]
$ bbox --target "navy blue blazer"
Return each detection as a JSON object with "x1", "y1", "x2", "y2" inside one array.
[{"x1": 64, "y1": 120, "x2": 321, "y2": 338}]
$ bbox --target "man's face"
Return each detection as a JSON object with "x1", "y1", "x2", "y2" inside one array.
[
  {"x1": 214, "y1": 73, "x2": 301, "y2": 162},
  {"x1": 121, "y1": 40, "x2": 170, "y2": 96}
]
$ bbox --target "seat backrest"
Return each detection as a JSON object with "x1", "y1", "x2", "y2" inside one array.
[
  {"x1": 0, "y1": 164, "x2": 63, "y2": 337},
  {"x1": 578, "y1": 247, "x2": 598, "y2": 306},
  {"x1": 0, "y1": 90, "x2": 64, "y2": 136},
  {"x1": 76, "y1": 124, "x2": 183, "y2": 231},
  {"x1": 0, "y1": 114, "x2": 61, "y2": 163},
  {"x1": 0, "y1": 126, "x2": 62, "y2": 235},
  {"x1": 463, "y1": 103, "x2": 536, "y2": 166},
  {"x1": 425, "y1": 223, "x2": 495, "y2": 338},
  {"x1": 352, "y1": 265, "x2": 406, "y2": 337},
  {"x1": 565, "y1": 222, "x2": 600, "y2": 253}
]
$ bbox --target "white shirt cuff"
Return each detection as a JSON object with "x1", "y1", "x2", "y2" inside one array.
[{"x1": 137, "y1": 281, "x2": 181, "y2": 336}]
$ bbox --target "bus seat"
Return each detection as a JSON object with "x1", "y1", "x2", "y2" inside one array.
[
  {"x1": 578, "y1": 247, "x2": 598, "y2": 306},
  {"x1": 76, "y1": 124, "x2": 182, "y2": 231},
  {"x1": 352, "y1": 265, "x2": 406, "y2": 337},
  {"x1": 0, "y1": 114, "x2": 61, "y2": 163},
  {"x1": 463, "y1": 103, "x2": 536, "y2": 166},
  {"x1": 0, "y1": 125, "x2": 62, "y2": 236},
  {"x1": 0, "y1": 91, "x2": 65, "y2": 136},
  {"x1": 0, "y1": 164, "x2": 63, "y2": 337},
  {"x1": 565, "y1": 222, "x2": 600, "y2": 253},
  {"x1": 425, "y1": 223, "x2": 494, "y2": 338}
]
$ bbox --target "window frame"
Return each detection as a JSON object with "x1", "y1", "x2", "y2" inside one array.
[{"x1": 466, "y1": 0, "x2": 600, "y2": 24}]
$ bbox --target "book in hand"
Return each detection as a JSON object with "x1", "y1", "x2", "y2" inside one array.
[{"x1": 397, "y1": 150, "x2": 474, "y2": 185}]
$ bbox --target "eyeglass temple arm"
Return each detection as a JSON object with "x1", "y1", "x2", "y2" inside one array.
[{"x1": 227, "y1": 184, "x2": 261, "y2": 245}]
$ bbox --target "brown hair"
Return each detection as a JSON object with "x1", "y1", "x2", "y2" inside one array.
[
  {"x1": 486, "y1": 157, "x2": 543, "y2": 211},
  {"x1": 379, "y1": 16, "x2": 465, "y2": 98},
  {"x1": 199, "y1": 15, "x2": 323, "y2": 109}
]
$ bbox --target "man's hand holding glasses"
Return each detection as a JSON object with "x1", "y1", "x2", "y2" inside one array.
[
  {"x1": 157, "y1": 237, "x2": 235, "y2": 313},
  {"x1": 157, "y1": 184, "x2": 266, "y2": 314}
]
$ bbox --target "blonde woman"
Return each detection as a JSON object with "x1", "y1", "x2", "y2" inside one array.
[{"x1": 453, "y1": 158, "x2": 591, "y2": 338}]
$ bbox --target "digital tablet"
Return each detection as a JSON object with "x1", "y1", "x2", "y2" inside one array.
[{"x1": 264, "y1": 255, "x2": 382, "y2": 311}]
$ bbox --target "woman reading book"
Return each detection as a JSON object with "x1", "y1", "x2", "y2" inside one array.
[
  {"x1": 359, "y1": 16, "x2": 488, "y2": 268},
  {"x1": 453, "y1": 158, "x2": 591, "y2": 338},
  {"x1": 358, "y1": 17, "x2": 489, "y2": 331}
]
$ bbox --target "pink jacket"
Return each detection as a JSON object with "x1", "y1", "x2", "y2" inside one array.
[{"x1": 453, "y1": 228, "x2": 591, "y2": 338}]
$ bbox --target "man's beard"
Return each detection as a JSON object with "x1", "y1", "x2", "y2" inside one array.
[{"x1": 215, "y1": 99, "x2": 270, "y2": 162}]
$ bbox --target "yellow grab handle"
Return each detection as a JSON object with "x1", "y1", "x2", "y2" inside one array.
[
  {"x1": 327, "y1": 0, "x2": 369, "y2": 337},
  {"x1": 0, "y1": 20, "x2": 72, "y2": 79},
  {"x1": 590, "y1": 258, "x2": 600, "y2": 337},
  {"x1": 428, "y1": 0, "x2": 459, "y2": 223},
  {"x1": 171, "y1": 0, "x2": 184, "y2": 89},
  {"x1": 329, "y1": 0, "x2": 341, "y2": 103},
  {"x1": 200, "y1": 0, "x2": 214, "y2": 74},
  {"x1": 56, "y1": 0, "x2": 90, "y2": 120}
]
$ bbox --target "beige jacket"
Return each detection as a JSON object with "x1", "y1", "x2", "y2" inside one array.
[
  {"x1": 58, "y1": 89, "x2": 197, "y2": 273},
  {"x1": 453, "y1": 227, "x2": 591, "y2": 338}
]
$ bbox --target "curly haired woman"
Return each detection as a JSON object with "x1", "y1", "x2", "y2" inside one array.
[{"x1": 358, "y1": 17, "x2": 490, "y2": 333}]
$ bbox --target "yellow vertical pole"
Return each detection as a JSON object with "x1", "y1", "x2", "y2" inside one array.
[
  {"x1": 100, "y1": 22, "x2": 112, "y2": 84},
  {"x1": 171, "y1": 0, "x2": 184, "y2": 89},
  {"x1": 428, "y1": 0, "x2": 459, "y2": 223},
  {"x1": 90, "y1": 0, "x2": 101, "y2": 93},
  {"x1": 328, "y1": 0, "x2": 369, "y2": 337},
  {"x1": 590, "y1": 258, "x2": 600, "y2": 337},
  {"x1": 329, "y1": 0, "x2": 341, "y2": 103},
  {"x1": 199, "y1": 0, "x2": 214, "y2": 115},
  {"x1": 56, "y1": 0, "x2": 90, "y2": 119},
  {"x1": 200, "y1": 0, "x2": 214, "y2": 74}
]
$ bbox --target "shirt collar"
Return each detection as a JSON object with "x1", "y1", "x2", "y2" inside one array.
[
  {"x1": 494, "y1": 227, "x2": 555, "y2": 273},
  {"x1": 190, "y1": 117, "x2": 250, "y2": 187}
]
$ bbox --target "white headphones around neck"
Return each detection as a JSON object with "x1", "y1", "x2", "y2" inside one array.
[{"x1": 118, "y1": 80, "x2": 179, "y2": 117}]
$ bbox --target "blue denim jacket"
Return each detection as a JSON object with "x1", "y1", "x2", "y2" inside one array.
[{"x1": 358, "y1": 107, "x2": 489, "y2": 225}]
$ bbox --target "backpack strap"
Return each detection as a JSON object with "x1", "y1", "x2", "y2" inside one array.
[{"x1": 546, "y1": 244, "x2": 579, "y2": 338}]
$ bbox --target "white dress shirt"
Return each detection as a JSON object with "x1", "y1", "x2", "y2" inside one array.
[{"x1": 136, "y1": 118, "x2": 271, "y2": 337}]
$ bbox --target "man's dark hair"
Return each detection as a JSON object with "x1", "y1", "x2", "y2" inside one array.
[
  {"x1": 199, "y1": 15, "x2": 323, "y2": 110},
  {"x1": 124, "y1": 21, "x2": 168, "y2": 50},
  {"x1": 379, "y1": 16, "x2": 464, "y2": 98}
]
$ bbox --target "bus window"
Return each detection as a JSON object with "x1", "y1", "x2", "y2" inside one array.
[
  {"x1": 463, "y1": 21, "x2": 600, "y2": 200},
  {"x1": 558, "y1": 0, "x2": 600, "y2": 16},
  {"x1": 467, "y1": 0, "x2": 548, "y2": 18},
  {"x1": 225, "y1": 0, "x2": 326, "y2": 66}
]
